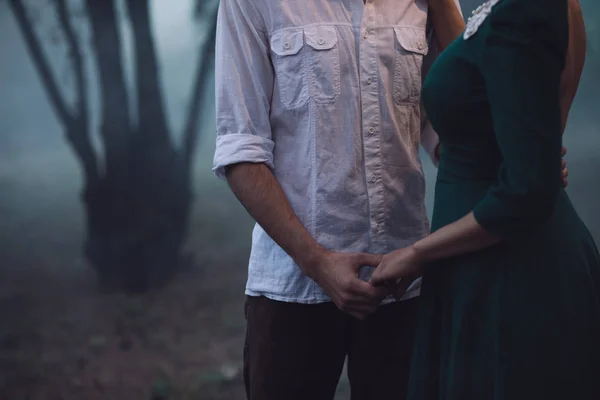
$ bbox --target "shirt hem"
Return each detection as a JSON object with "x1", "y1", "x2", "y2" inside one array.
[{"x1": 245, "y1": 288, "x2": 421, "y2": 304}]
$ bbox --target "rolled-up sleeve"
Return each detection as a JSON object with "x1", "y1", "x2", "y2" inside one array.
[
  {"x1": 472, "y1": 3, "x2": 566, "y2": 237},
  {"x1": 212, "y1": 0, "x2": 275, "y2": 180}
]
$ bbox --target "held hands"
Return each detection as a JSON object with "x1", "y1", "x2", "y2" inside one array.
[
  {"x1": 370, "y1": 246, "x2": 423, "y2": 300},
  {"x1": 306, "y1": 247, "x2": 424, "y2": 320},
  {"x1": 305, "y1": 250, "x2": 389, "y2": 320},
  {"x1": 307, "y1": 247, "x2": 424, "y2": 319}
]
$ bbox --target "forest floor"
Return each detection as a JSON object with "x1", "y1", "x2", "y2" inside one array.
[
  {"x1": 0, "y1": 262, "x2": 249, "y2": 400},
  {"x1": 0, "y1": 253, "x2": 352, "y2": 400},
  {"x1": 0, "y1": 172, "x2": 351, "y2": 400}
]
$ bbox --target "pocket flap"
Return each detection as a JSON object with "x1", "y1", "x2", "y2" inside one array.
[
  {"x1": 271, "y1": 29, "x2": 304, "y2": 56},
  {"x1": 394, "y1": 27, "x2": 429, "y2": 55},
  {"x1": 305, "y1": 25, "x2": 338, "y2": 50}
]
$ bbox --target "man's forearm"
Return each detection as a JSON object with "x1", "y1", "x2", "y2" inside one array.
[
  {"x1": 428, "y1": 0, "x2": 465, "y2": 50},
  {"x1": 225, "y1": 162, "x2": 324, "y2": 275}
]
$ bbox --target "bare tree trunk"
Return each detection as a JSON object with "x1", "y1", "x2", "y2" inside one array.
[
  {"x1": 86, "y1": 0, "x2": 131, "y2": 179},
  {"x1": 125, "y1": 0, "x2": 172, "y2": 148},
  {"x1": 10, "y1": 0, "x2": 217, "y2": 293},
  {"x1": 83, "y1": 0, "x2": 199, "y2": 292}
]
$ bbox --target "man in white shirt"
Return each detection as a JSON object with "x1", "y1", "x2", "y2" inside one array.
[{"x1": 212, "y1": 0, "x2": 565, "y2": 399}]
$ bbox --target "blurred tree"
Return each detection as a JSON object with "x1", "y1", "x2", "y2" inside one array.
[{"x1": 8, "y1": 0, "x2": 218, "y2": 292}]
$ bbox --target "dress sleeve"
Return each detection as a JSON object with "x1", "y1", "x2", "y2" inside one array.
[{"x1": 472, "y1": 1, "x2": 568, "y2": 237}]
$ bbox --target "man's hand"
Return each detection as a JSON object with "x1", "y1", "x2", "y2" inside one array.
[
  {"x1": 561, "y1": 146, "x2": 569, "y2": 188},
  {"x1": 304, "y1": 251, "x2": 388, "y2": 320}
]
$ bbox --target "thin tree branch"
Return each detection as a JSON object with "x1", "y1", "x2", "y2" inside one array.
[
  {"x1": 86, "y1": 0, "x2": 132, "y2": 177},
  {"x1": 125, "y1": 0, "x2": 172, "y2": 148},
  {"x1": 8, "y1": 0, "x2": 73, "y2": 126},
  {"x1": 53, "y1": 0, "x2": 99, "y2": 185},
  {"x1": 53, "y1": 0, "x2": 87, "y2": 123},
  {"x1": 182, "y1": 7, "x2": 218, "y2": 172},
  {"x1": 10, "y1": 0, "x2": 99, "y2": 184},
  {"x1": 85, "y1": 0, "x2": 130, "y2": 129}
]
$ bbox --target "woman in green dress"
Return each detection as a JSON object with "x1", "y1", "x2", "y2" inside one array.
[{"x1": 371, "y1": 0, "x2": 600, "y2": 398}]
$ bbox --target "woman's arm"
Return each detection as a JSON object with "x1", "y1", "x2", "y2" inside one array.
[{"x1": 372, "y1": 1, "x2": 567, "y2": 285}]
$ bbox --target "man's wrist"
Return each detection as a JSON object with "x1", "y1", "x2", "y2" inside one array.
[{"x1": 294, "y1": 244, "x2": 328, "y2": 279}]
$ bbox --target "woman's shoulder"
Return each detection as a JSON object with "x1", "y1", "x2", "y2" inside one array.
[
  {"x1": 464, "y1": 0, "x2": 568, "y2": 42},
  {"x1": 464, "y1": 0, "x2": 569, "y2": 70},
  {"x1": 483, "y1": 0, "x2": 569, "y2": 48},
  {"x1": 491, "y1": 0, "x2": 566, "y2": 12},
  {"x1": 489, "y1": 0, "x2": 568, "y2": 28}
]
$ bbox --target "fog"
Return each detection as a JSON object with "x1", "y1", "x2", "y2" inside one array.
[{"x1": 0, "y1": 0, "x2": 598, "y2": 399}]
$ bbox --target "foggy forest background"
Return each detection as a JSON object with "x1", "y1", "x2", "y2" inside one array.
[{"x1": 0, "y1": 0, "x2": 598, "y2": 399}]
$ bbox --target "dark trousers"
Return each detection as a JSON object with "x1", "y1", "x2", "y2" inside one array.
[{"x1": 243, "y1": 295, "x2": 418, "y2": 400}]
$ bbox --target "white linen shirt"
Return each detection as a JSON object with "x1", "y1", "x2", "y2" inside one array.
[{"x1": 213, "y1": 0, "x2": 459, "y2": 303}]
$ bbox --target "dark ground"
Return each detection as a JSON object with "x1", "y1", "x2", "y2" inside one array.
[{"x1": 0, "y1": 157, "x2": 352, "y2": 400}]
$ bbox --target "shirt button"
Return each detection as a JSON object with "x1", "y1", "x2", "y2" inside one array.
[
  {"x1": 363, "y1": 31, "x2": 369, "y2": 39},
  {"x1": 368, "y1": 127, "x2": 375, "y2": 135},
  {"x1": 366, "y1": 77, "x2": 372, "y2": 85},
  {"x1": 417, "y1": 41, "x2": 424, "y2": 50},
  {"x1": 318, "y1": 37, "x2": 325, "y2": 45},
  {"x1": 370, "y1": 176, "x2": 377, "y2": 183},
  {"x1": 284, "y1": 42, "x2": 291, "y2": 49}
]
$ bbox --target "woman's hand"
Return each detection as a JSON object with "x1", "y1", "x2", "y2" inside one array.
[{"x1": 370, "y1": 246, "x2": 423, "y2": 299}]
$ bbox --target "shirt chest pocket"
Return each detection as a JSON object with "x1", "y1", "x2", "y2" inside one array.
[
  {"x1": 392, "y1": 27, "x2": 429, "y2": 105},
  {"x1": 270, "y1": 25, "x2": 341, "y2": 110}
]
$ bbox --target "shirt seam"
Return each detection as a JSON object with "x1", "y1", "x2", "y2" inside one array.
[{"x1": 268, "y1": 23, "x2": 427, "y2": 36}]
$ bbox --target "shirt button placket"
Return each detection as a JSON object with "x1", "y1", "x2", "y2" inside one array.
[{"x1": 360, "y1": 6, "x2": 384, "y2": 245}]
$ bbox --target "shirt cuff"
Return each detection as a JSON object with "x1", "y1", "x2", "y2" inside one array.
[
  {"x1": 212, "y1": 133, "x2": 275, "y2": 180},
  {"x1": 420, "y1": 122, "x2": 440, "y2": 166}
]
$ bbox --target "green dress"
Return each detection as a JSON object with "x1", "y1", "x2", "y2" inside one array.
[{"x1": 409, "y1": 0, "x2": 600, "y2": 398}]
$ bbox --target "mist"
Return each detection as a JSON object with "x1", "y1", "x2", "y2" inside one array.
[{"x1": 0, "y1": 0, "x2": 598, "y2": 399}]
